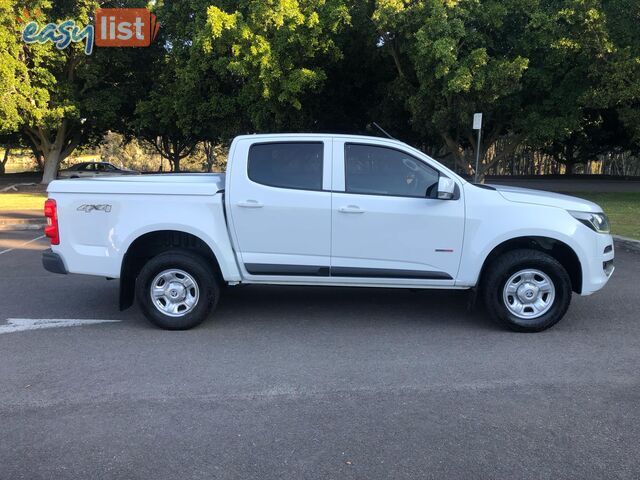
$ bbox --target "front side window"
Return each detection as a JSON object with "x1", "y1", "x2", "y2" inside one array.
[
  {"x1": 248, "y1": 142, "x2": 323, "y2": 191},
  {"x1": 345, "y1": 144, "x2": 439, "y2": 198}
]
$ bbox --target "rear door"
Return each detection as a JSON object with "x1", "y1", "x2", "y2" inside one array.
[{"x1": 227, "y1": 137, "x2": 332, "y2": 279}]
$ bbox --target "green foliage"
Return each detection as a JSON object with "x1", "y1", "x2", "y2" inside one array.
[
  {"x1": 12, "y1": 0, "x2": 95, "y2": 131},
  {"x1": 591, "y1": 0, "x2": 640, "y2": 145},
  {"x1": 201, "y1": 0, "x2": 351, "y2": 129},
  {"x1": 0, "y1": 0, "x2": 31, "y2": 133},
  {"x1": 371, "y1": 0, "x2": 636, "y2": 176},
  {"x1": 0, "y1": 1, "x2": 69, "y2": 135},
  {"x1": 133, "y1": 0, "x2": 353, "y2": 170},
  {"x1": 1, "y1": 0, "x2": 638, "y2": 180},
  {"x1": 0, "y1": 0, "x2": 153, "y2": 182},
  {"x1": 99, "y1": 131, "x2": 159, "y2": 172},
  {"x1": 132, "y1": 0, "x2": 234, "y2": 171}
]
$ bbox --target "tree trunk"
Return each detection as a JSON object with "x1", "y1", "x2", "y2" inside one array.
[
  {"x1": 203, "y1": 141, "x2": 216, "y2": 173},
  {"x1": 475, "y1": 134, "x2": 525, "y2": 182},
  {"x1": 24, "y1": 137, "x2": 44, "y2": 171},
  {"x1": 41, "y1": 148, "x2": 65, "y2": 184},
  {"x1": 147, "y1": 135, "x2": 195, "y2": 173},
  {"x1": 24, "y1": 120, "x2": 81, "y2": 184},
  {"x1": 33, "y1": 149, "x2": 44, "y2": 171},
  {"x1": 0, "y1": 148, "x2": 9, "y2": 175},
  {"x1": 441, "y1": 133, "x2": 469, "y2": 175},
  {"x1": 564, "y1": 161, "x2": 574, "y2": 175}
]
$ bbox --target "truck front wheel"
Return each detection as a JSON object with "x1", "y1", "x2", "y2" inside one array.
[
  {"x1": 135, "y1": 250, "x2": 220, "y2": 330},
  {"x1": 483, "y1": 249, "x2": 572, "y2": 332}
]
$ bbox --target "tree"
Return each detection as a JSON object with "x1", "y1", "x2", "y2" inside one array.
[
  {"x1": 371, "y1": 0, "x2": 616, "y2": 179},
  {"x1": 0, "y1": 132, "x2": 17, "y2": 174},
  {"x1": 133, "y1": 0, "x2": 353, "y2": 171},
  {"x1": 0, "y1": 0, "x2": 32, "y2": 136},
  {"x1": 587, "y1": 0, "x2": 640, "y2": 151},
  {"x1": 202, "y1": 140, "x2": 226, "y2": 173},
  {"x1": 133, "y1": 0, "x2": 240, "y2": 172},
  {"x1": 542, "y1": 109, "x2": 626, "y2": 174},
  {"x1": 519, "y1": 0, "x2": 623, "y2": 175},
  {"x1": 201, "y1": 0, "x2": 351, "y2": 131},
  {"x1": 1, "y1": 0, "x2": 151, "y2": 183},
  {"x1": 296, "y1": 0, "x2": 401, "y2": 136},
  {"x1": 372, "y1": 0, "x2": 531, "y2": 177},
  {"x1": 6, "y1": 1, "x2": 97, "y2": 183},
  {"x1": 134, "y1": 76, "x2": 199, "y2": 173}
]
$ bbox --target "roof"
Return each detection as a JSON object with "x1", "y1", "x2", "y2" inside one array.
[{"x1": 233, "y1": 133, "x2": 410, "y2": 148}]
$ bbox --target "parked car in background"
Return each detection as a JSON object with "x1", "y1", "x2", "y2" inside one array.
[{"x1": 58, "y1": 162, "x2": 139, "y2": 179}]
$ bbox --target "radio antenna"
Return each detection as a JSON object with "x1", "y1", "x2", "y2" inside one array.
[{"x1": 372, "y1": 122, "x2": 395, "y2": 140}]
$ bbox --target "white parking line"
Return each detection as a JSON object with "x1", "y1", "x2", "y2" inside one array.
[
  {"x1": 0, "y1": 318, "x2": 121, "y2": 334},
  {"x1": 0, "y1": 234, "x2": 46, "y2": 255}
]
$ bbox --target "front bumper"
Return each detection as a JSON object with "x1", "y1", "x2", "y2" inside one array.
[
  {"x1": 580, "y1": 234, "x2": 614, "y2": 295},
  {"x1": 42, "y1": 249, "x2": 67, "y2": 275}
]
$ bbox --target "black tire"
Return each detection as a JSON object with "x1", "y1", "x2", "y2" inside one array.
[
  {"x1": 482, "y1": 249, "x2": 572, "y2": 332},
  {"x1": 135, "y1": 250, "x2": 220, "y2": 330}
]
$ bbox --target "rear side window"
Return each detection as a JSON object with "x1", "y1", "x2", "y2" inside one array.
[
  {"x1": 248, "y1": 142, "x2": 323, "y2": 191},
  {"x1": 345, "y1": 144, "x2": 439, "y2": 198}
]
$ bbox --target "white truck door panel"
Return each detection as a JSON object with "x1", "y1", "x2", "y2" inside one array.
[
  {"x1": 330, "y1": 141, "x2": 464, "y2": 284},
  {"x1": 227, "y1": 138, "x2": 332, "y2": 277}
]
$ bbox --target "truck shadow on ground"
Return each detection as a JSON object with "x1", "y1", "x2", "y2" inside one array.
[
  {"x1": 208, "y1": 284, "x2": 499, "y2": 332},
  {"x1": 28, "y1": 273, "x2": 500, "y2": 332}
]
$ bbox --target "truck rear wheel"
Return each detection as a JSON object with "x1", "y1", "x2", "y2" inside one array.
[
  {"x1": 483, "y1": 249, "x2": 572, "y2": 332},
  {"x1": 135, "y1": 250, "x2": 220, "y2": 330}
]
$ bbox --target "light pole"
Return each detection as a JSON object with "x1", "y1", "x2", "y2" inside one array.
[{"x1": 473, "y1": 113, "x2": 482, "y2": 183}]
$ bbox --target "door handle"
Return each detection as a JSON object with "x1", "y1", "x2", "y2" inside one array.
[
  {"x1": 237, "y1": 200, "x2": 264, "y2": 208},
  {"x1": 338, "y1": 205, "x2": 365, "y2": 214}
]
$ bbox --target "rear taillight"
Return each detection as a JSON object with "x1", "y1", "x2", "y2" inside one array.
[{"x1": 44, "y1": 198, "x2": 60, "y2": 245}]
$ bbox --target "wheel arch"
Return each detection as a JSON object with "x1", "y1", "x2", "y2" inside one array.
[
  {"x1": 119, "y1": 230, "x2": 223, "y2": 311},
  {"x1": 478, "y1": 236, "x2": 583, "y2": 294}
]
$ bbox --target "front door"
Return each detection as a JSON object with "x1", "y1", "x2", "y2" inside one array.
[
  {"x1": 330, "y1": 141, "x2": 464, "y2": 285},
  {"x1": 227, "y1": 138, "x2": 333, "y2": 279}
]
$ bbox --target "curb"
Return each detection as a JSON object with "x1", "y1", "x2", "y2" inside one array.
[
  {"x1": 0, "y1": 212, "x2": 45, "y2": 232},
  {"x1": 613, "y1": 235, "x2": 640, "y2": 253},
  {"x1": 0, "y1": 223, "x2": 45, "y2": 232},
  {"x1": 0, "y1": 213, "x2": 46, "y2": 232}
]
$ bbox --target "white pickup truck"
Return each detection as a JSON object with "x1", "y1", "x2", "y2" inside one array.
[{"x1": 42, "y1": 134, "x2": 614, "y2": 332}]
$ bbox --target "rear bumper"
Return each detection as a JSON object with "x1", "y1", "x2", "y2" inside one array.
[{"x1": 42, "y1": 249, "x2": 67, "y2": 275}]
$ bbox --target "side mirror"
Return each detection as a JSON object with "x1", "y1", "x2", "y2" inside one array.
[{"x1": 437, "y1": 176, "x2": 456, "y2": 200}]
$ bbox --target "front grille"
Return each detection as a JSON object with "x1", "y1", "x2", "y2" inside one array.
[{"x1": 603, "y1": 260, "x2": 614, "y2": 276}]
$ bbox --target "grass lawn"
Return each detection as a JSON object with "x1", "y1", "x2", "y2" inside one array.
[
  {"x1": 0, "y1": 193, "x2": 47, "y2": 211},
  {"x1": 571, "y1": 192, "x2": 640, "y2": 240},
  {"x1": 1, "y1": 189, "x2": 637, "y2": 239}
]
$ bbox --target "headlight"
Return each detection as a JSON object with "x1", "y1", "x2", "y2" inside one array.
[{"x1": 569, "y1": 211, "x2": 610, "y2": 233}]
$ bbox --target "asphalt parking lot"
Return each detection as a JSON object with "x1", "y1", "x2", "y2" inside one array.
[{"x1": 1, "y1": 230, "x2": 639, "y2": 480}]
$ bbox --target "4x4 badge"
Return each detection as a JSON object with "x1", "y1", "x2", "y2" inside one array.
[{"x1": 77, "y1": 204, "x2": 112, "y2": 213}]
